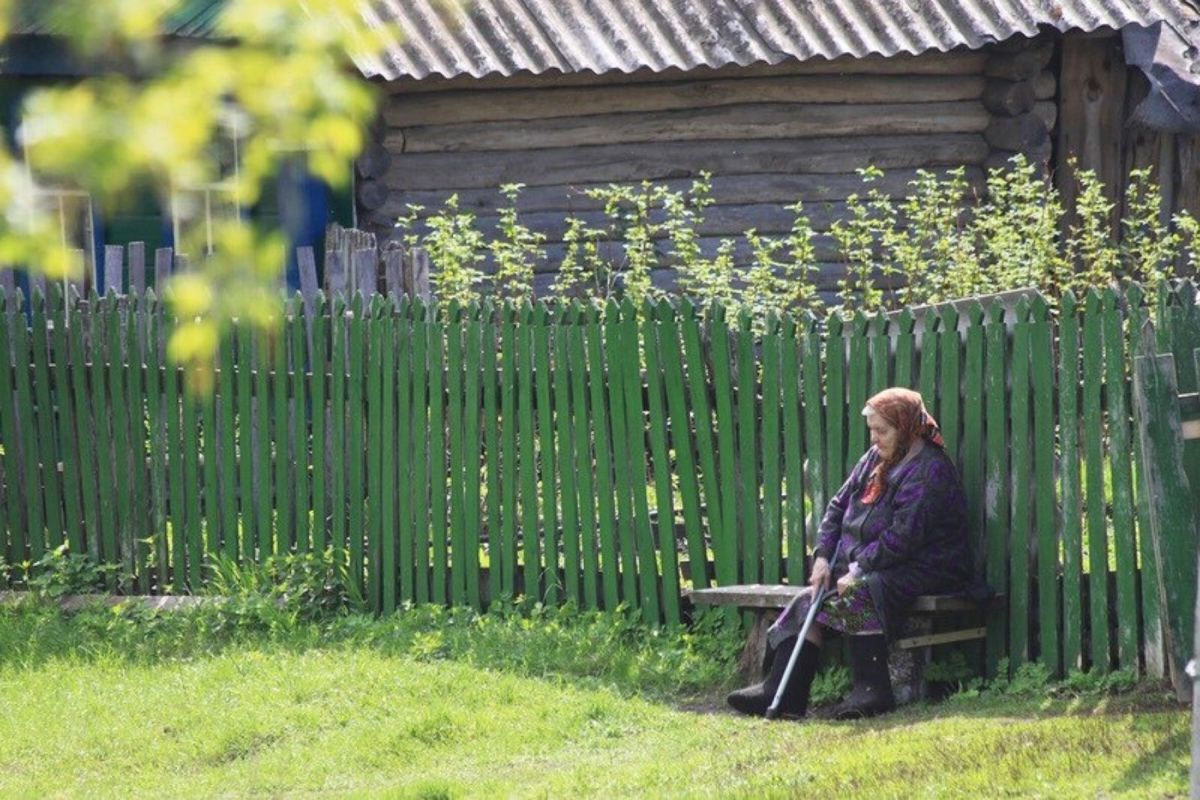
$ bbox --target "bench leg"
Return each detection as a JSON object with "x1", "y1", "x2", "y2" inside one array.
[
  {"x1": 889, "y1": 615, "x2": 932, "y2": 706},
  {"x1": 737, "y1": 610, "x2": 780, "y2": 679}
]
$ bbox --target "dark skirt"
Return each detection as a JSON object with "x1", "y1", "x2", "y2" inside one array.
[{"x1": 766, "y1": 583, "x2": 883, "y2": 650}]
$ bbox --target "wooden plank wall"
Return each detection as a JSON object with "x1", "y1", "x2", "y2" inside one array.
[
  {"x1": 364, "y1": 50, "x2": 998, "y2": 296},
  {"x1": 1056, "y1": 30, "x2": 1200, "y2": 244}
]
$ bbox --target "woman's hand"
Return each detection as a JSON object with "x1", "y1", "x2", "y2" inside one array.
[
  {"x1": 809, "y1": 557, "x2": 831, "y2": 592},
  {"x1": 837, "y1": 561, "x2": 864, "y2": 597}
]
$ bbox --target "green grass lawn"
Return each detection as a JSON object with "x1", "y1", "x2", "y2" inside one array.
[{"x1": 0, "y1": 602, "x2": 1188, "y2": 799}]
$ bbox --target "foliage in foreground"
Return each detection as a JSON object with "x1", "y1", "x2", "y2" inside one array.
[
  {"x1": 399, "y1": 158, "x2": 1196, "y2": 316},
  {"x1": 0, "y1": 600, "x2": 1188, "y2": 798}
]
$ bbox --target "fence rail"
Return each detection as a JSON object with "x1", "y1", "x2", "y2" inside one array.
[{"x1": 1, "y1": 280, "x2": 1198, "y2": 679}]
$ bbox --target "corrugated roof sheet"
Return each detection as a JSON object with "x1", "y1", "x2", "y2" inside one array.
[
  {"x1": 358, "y1": 0, "x2": 1200, "y2": 80},
  {"x1": 11, "y1": 0, "x2": 225, "y2": 38}
]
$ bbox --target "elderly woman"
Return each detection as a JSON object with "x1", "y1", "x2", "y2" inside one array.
[{"x1": 728, "y1": 387, "x2": 974, "y2": 720}]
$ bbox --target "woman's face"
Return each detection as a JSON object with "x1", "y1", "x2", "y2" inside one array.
[{"x1": 866, "y1": 412, "x2": 901, "y2": 460}]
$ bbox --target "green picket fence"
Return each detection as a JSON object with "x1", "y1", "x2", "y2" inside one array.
[{"x1": 1, "y1": 281, "x2": 1198, "y2": 678}]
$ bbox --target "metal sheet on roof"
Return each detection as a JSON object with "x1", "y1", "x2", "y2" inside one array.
[{"x1": 358, "y1": 0, "x2": 1200, "y2": 80}]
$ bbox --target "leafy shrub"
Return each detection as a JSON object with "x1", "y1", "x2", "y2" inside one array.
[
  {"x1": 397, "y1": 158, "x2": 1194, "y2": 317},
  {"x1": 23, "y1": 544, "x2": 127, "y2": 599},
  {"x1": 207, "y1": 548, "x2": 364, "y2": 626}
]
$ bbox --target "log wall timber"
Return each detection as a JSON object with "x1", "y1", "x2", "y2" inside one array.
[
  {"x1": 1056, "y1": 31, "x2": 1200, "y2": 252},
  {"x1": 1056, "y1": 32, "x2": 1129, "y2": 233}
]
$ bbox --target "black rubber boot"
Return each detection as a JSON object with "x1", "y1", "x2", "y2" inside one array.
[
  {"x1": 726, "y1": 635, "x2": 819, "y2": 718},
  {"x1": 833, "y1": 634, "x2": 896, "y2": 720}
]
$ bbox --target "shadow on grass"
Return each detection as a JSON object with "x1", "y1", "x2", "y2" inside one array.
[{"x1": 1111, "y1": 717, "x2": 1190, "y2": 792}]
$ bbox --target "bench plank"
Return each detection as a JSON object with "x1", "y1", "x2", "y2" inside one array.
[
  {"x1": 686, "y1": 584, "x2": 993, "y2": 613},
  {"x1": 897, "y1": 627, "x2": 988, "y2": 649}
]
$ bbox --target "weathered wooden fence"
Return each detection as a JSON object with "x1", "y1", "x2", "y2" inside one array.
[
  {"x1": 0, "y1": 228, "x2": 431, "y2": 303},
  {"x1": 1, "y1": 281, "x2": 1198, "y2": 679}
]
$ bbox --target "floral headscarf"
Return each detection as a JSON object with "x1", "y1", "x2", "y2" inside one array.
[{"x1": 860, "y1": 387, "x2": 944, "y2": 504}]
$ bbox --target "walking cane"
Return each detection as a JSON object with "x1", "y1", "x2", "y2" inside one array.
[{"x1": 765, "y1": 551, "x2": 839, "y2": 720}]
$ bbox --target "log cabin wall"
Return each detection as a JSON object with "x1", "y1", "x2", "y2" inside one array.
[
  {"x1": 358, "y1": 31, "x2": 1192, "y2": 296},
  {"x1": 1055, "y1": 30, "x2": 1200, "y2": 244}
]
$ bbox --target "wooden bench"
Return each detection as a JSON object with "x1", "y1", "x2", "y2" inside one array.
[{"x1": 686, "y1": 584, "x2": 995, "y2": 704}]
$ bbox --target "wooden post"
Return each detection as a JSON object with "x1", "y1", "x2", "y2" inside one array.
[
  {"x1": 382, "y1": 243, "x2": 404, "y2": 296},
  {"x1": 128, "y1": 242, "x2": 146, "y2": 294},
  {"x1": 408, "y1": 247, "x2": 432, "y2": 302},
  {"x1": 153, "y1": 248, "x2": 173, "y2": 292},
  {"x1": 104, "y1": 245, "x2": 124, "y2": 295},
  {"x1": 352, "y1": 247, "x2": 377, "y2": 298},
  {"x1": 326, "y1": 247, "x2": 347, "y2": 297},
  {"x1": 297, "y1": 247, "x2": 319, "y2": 312}
]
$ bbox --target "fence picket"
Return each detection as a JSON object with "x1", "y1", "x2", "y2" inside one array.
[
  {"x1": 408, "y1": 302, "x2": 430, "y2": 605},
  {"x1": 0, "y1": 294, "x2": 26, "y2": 563},
  {"x1": 497, "y1": 306, "x2": 518, "y2": 601},
  {"x1": 1030, "y1": 295, "x2": 1059, "y2": 674},
  {"x1": 553, "y1": 306, "x2": 581, "y2": 606},
  {"x1": 380, "y1": 302, "x2": 398, "y2": 614},
  {"x1": 1059, "y1": 292, "x2": 1083, "y2": 672},
  {"x1": 620, "y1": 299, "x2": 659, "y2": 624},
  {"x1": 1008, "y1": 297, "x2": 1033, "y2": 670},
  {"x1": 570, "y1": 309, "x2": 602, "y2": 608},
  {"x1": 983, "y1": 302, "x2": 1009, "y2": 676},
  {"x1": 181, "y1": 329, "x2": 203, "y2": 589},
  {"x1": 235, "y1": 323, "x2": 255, "y2": 564},
  {"x1": 144, "y1": 293, "x2": 168, "y2": 587},
  {"x1": 201, "y1": 315, "x2": 220, "y2": 564},
  {"x1": 518, "y1": 304, "x2": 541, "y2": 602},
  {"x1": 30, "y1": 293, "x2": 64, "y2": 556},
  {"x1": 12, "y1": 294, "x2": 45, "y2": 563},
  {"x1": 428, "y1": 305, "x2": 448, "y2": 605},
  {"x1": 760, "y1": 313, "x2": 782, "y2": 586},
  {"x1": 824, "y1": 313, "x2": 845, "y2": 503},
  {"x1": 643, "y1": 300, "x2": 680, "y2": 625},
  {"x1": 1102, "y1": 288, "x2": 1138, "y2": 671},
  {"x1": 365, "y1": 297, "x2": 385, "y2": 611},
  {"x1": 330, "y1": 296, "x2": 347, "y2": 566},
  {"x1": 290, "y1": 298, "x2": 311, "y2": 553},
  {"x1": 463, "y1": 306, "x2": 483, "y2": 610},
  {"x1": 846, "y1": 312, "x2": 869, "y2": 461},
  {"x1": 125, "y1": 295, "x2": 148, "y2": 584},
  {"x1": 1126, "y1": 285, "x2": 1164, "y2": 678},
  {"x1": 894, "y1": 309, "x2": 916, "y2": 389},
  {"x1": 781, "y1": 317, "x2": 805, "y2": 584},
  {"x1": 533, "y1": 305, "x2": 558, "y2": 605},
  {"x1": 49, "y1": 287, "x2": 84, "y2": 559},
  {"x1": 680, "y1": 301, "x2": 722, "y2": 589},
  {"x1": 604, "y1": 302, "x2": 638, "y2": 606},
  {"x1": 346, "y1": 295, "x2": 367, "y2": 599},
  {"x1": 447, "y1": 304, "x2": 468, "y2": 606},
  {"x1": 89, "y1": 293, "x2": 118, "y2": 569},
  {"x1": 585, "y1": 307, "x2": 619, "y2": 608},
  {"x1": 253, "y1": 324, "x2": 273, "y2": 563},
  {"x1": 735, "y1": 310, "x2": 761, "y2": 586},
  {"x1": 710, "y1": 307, "x2": 739, "y2": 586},
  {"x1": 1082, "y1": 289, "x2": 1110, "y2": 672},
  {"x1": 801, "y1": 312, "x2": 826, "y2": 576},
  {"x1": 480, "y1": 306, "x2": 500, "y2": 606},
  {"x1": 273, "y1": 310, "x2": 292, "y2": 558},
  {"x1": 961, "y1": 302, "x2": 985, "y2": 579},
  {"x1": 310, "y1": 294, "x2": 328, "y2": 554},
  {"x1": 938, "y1": 306, "x2": 961, "y2": 461}
]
